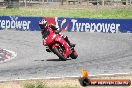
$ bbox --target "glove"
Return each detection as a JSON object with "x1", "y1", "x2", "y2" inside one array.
[{"x1": 55, "y1": 31, "x2": 59, "y2": 34}]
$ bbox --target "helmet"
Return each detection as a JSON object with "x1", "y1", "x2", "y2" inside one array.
[{"x1": 39, "y1": 19, "x2": 48, "y2": 29}]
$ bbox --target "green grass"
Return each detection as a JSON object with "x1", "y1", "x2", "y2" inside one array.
[
  {"x1": 24, "y1": 82, "x2": 80, "y2": 88},
  {"x1": 0, "y1": 7, "x2": 132, "y2": 18},
  {"x1": 59, "y1": 84, "x2": 80, "y2": 88},
  {"x1": 25, "y1": 82, "x2": 48, "y2": 88}
]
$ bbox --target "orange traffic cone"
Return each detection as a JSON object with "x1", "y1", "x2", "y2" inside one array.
[{"x1": 81, "y1": 67, "x2": 88, "y2": 78}]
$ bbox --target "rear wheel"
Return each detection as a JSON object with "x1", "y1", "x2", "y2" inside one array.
[
  {"x1": 70, "y1": 50, "x2": 78, "y2": 59},
  {"x1": 52, "y1": 46, "x2": 66, "y2": 61}
]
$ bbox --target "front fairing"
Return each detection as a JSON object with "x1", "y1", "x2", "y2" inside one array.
[{"x1": 54, "y1": 35, "x2": 72, "y2": 57}]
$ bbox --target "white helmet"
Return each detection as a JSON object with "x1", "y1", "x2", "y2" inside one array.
[{"x1": 39, "y1": 19, "x2": 48, "y2": 29}]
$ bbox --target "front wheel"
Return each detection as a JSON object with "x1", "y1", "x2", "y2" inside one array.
[
  {"x1": 70, "y1": 50, "x2": 78, "y2": 59},
  {"x1": 52, "y1": 47, "x2": 66, "y2": 61}
]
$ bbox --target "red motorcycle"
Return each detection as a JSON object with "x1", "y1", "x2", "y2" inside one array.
[{"x1": 43, "y1": 28, "x2": 78, "y2": 61}]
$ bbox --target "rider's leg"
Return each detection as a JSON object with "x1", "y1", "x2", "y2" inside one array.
[{"x1": 62, "y1": 35, "x2": 75, "y2": 47}]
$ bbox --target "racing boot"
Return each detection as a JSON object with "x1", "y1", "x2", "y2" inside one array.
[
  {"x1": 64, "y1": 36, "x2": 75, "y2": 48},
  {"x1": 46, "y1": 47, "x2": 51, "y2": 52}
]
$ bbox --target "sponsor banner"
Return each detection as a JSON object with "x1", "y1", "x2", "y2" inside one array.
[
  {"x1": 0, "y1": 16, "x2": 42, "y2": 31},
  {"x1": 57, "y1": 17, "x2": 132, "y2": 33},
  {"x1": 0, "y1": 16, "x2": 132, "y2": 33}
]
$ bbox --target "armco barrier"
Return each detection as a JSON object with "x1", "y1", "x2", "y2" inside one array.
[{"x1": 0, "y1": 16, "x2": 132, "y2": 33}]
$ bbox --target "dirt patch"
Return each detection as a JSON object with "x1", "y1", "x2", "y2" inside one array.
[{"x1": 0, "y1": 74, "x2": 132, "y2": 88}]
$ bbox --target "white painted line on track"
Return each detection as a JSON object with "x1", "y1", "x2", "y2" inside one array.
[
  {"x1": 0, "y1": 49, "x2": 17, "y2": 63},
  {"x1": 0, "y1": 73, "x2": 131, "y2": 82}
]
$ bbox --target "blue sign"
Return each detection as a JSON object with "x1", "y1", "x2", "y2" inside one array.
[
  {"x1": 0, "y1": 16, "x2": 132, "y2": 33},
  {"x1": 57, "y1": 17, "x2": 132, "y2": 33},
  {"x1": 0, "y1": 16, "x2": 42, "y2": 31}
]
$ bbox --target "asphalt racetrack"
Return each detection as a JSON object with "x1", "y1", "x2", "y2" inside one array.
[{"x1": 0, "y1": 30, "x2": 132, "y2": 81}]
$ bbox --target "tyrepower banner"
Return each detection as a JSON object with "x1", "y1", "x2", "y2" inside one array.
[
  {"x1": 57, "y1": 17, "x2": 132, "y2": 33},
  {"x1": 0, "y1": 16, "x2": 132, "y2": 33},
  {"x1": 0, "y1": 16, "x2": 42, "y2": 31}
]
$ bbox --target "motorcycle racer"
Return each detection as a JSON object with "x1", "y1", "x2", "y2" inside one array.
[{"x1": 39, "y1": 19, "x2": 75, "y2": 52}]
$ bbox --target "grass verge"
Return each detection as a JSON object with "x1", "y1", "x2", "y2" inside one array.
[
  {"x1": 0, "y1": 6, "x2": 132, "y2": 18},
  {"x1": 25, "y1": 82, "x2": 48, "y2": 88},
  {"x1": 24, "y1": 82, "x2": 80, "y2": 88}
]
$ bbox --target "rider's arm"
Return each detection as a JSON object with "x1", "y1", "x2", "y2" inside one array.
[
  {"x1": 55, "y1": 30, "x2": 62, "y2": 34},
  {"x1": 41, "y1": 29, "x2": 50, "y2": 38},
  {"x1": 49, "y1": 25, "x2": 62, "y2": 34},
  {"x1": 49, "y1": 25, "x2": 57, "y2": 30}
]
